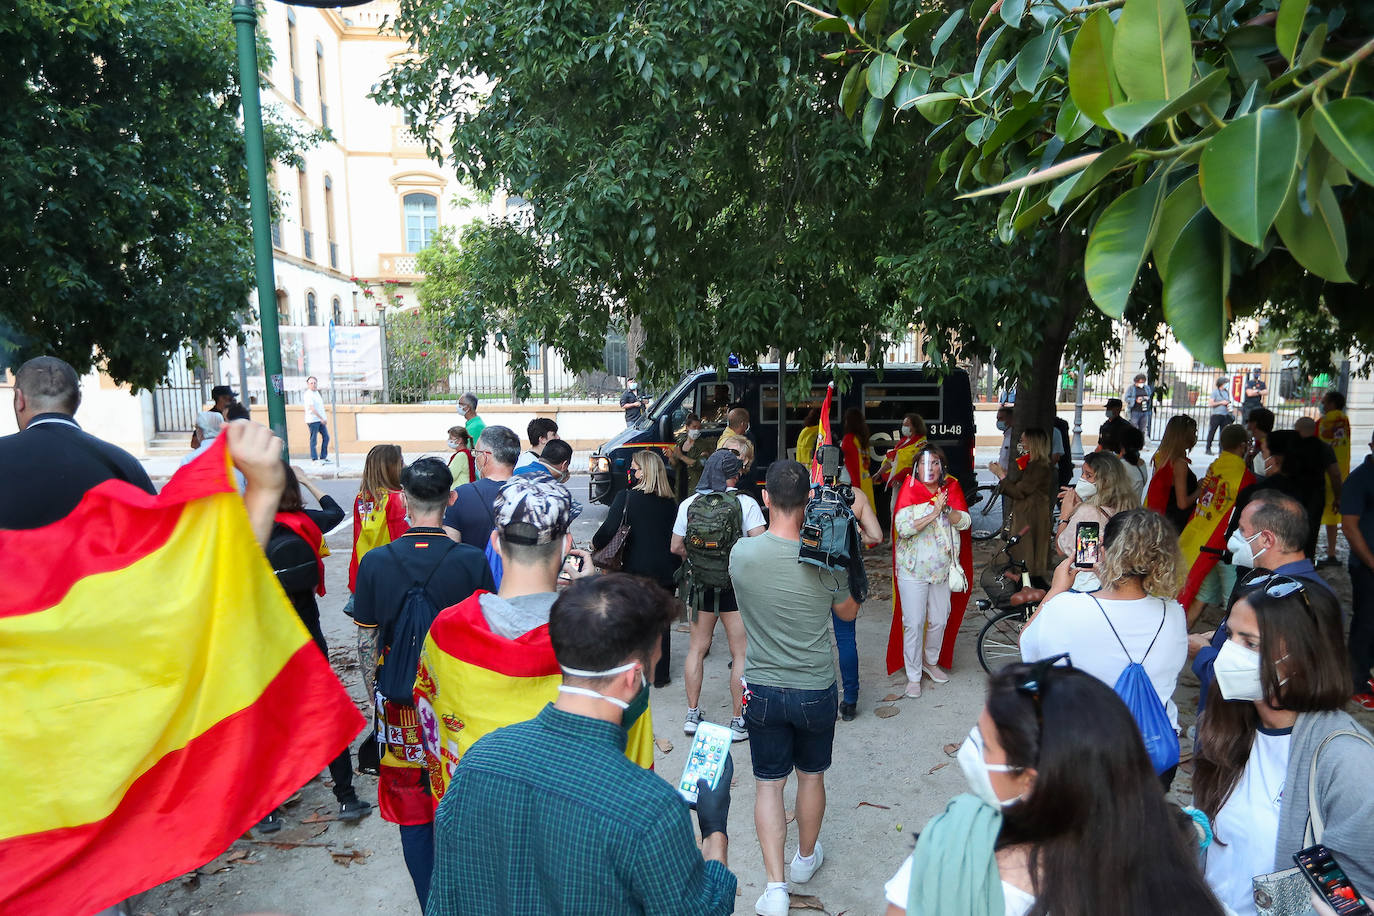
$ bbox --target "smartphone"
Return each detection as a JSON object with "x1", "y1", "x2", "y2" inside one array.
[
  {"x1": 677, "y1": 721, "x2": 733, "y2": 803},
  {"x1": 1074, "y1": 521, "x2": 1100, "y2": 569},
  {"x1": 1294, "y1": 844, "x2": 1373, "y2": 915}
]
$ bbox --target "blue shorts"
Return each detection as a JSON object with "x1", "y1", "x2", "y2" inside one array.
[{"x1": 743, "y1": 682, "x2": 838, "y2": 780}]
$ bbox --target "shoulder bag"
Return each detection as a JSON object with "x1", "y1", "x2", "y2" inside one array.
[
  {"x1": 592, "y1": 495, "x2": 632, "y2": 572},
  {"x1": 939, "y1": 511, "x2": 968, "y2": 593}
]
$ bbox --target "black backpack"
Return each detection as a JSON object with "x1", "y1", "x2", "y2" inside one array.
[
  {"x1": 267, "y1": 523, "x2": 321, "y2": 596},
  {"x1": 1053, "y1": 417, "x2": 1073, "y2": 488},
  {"x1": 376, "y1": 541, "x2": 455, "y2": 704}
]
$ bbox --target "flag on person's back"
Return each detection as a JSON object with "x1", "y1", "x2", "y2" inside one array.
[
  {"x1": 0, "y1": 437, "x2": 365, "y2": 916},
  {"x1": 414, "y1": 591, "x2": 656, "y2": 805},
  {"x1": 810, "y1": 382, "x2": 835, "y2": 485}
]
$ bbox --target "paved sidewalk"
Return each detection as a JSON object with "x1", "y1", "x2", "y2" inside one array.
[{"x1": 142, "y1": 450, "x2": 599, "y2": 481}]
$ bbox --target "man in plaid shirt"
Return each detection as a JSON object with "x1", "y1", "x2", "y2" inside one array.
[{"x1": 427, "y1": 575, "x2": 737, "y2": 915}]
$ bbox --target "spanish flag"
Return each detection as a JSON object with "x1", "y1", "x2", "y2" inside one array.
[
  {"x1": 1319, "y1": 408, "x2": 1351, "y2": 526},
  {"x1": 414, "y1": 592, "x2": 655, "y2": 805},
  {"x1": 810, "y1": 382, "x2": 835, "y2": 485},
  {"x1": 1177, "y1": 450, "x2": 1255, "y2": 606},
  {"x1": 0, "y1": 437, "x2": 365, "y2": 915}
]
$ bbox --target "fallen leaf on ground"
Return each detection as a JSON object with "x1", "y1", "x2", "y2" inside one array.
[
  {"x1": 856, "y1": 801, "x2": 891, "y2": 810},
  {"x1": 226, "y1": 848, "x2": 250, "y2": 862},
  {"x1": 789, "y1": 894, "x2": 826, "y2": 911},
  {"x1": 874, "y1": 705, "x2": 900, "y2": 718},
  {"x1": 942, "y1": 743, "x2": 960, "y2": 756},
  {"x1": 330, "y1": 848, "x2": 372, "y2": 867},
  {"x1": 654, "y1": 737, "x2": 674, "y2": 754},
  {"x1": 302, "y1": 811, "x2": 336, "y2": 823},
  {"x1": 882, "y1": 693, "x2": 902, "y2": 702},
  {"x1": 926, "y1": 762, "x2": 949, "y2": 775}
]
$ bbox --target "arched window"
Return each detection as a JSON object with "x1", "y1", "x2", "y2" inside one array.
[
  {"x1": 298, "y1": 168, "x2": 313, "y2": 260},
  {"x1": 306, "y1": 291, "x2": 318, "y2": 326},
  {"x1": 332, "y1": 297, "x2": 343, "y2": 325},
  {"x1": 276, "y1": 289, "x2": 290, "y2": 324},
  {"x1": 287, "y1": 9, "x2": 301, "y2": 104},
  {"x1": 403, "y1": 192, "x2": 438, "y2": 253},
  {"x1": 315, "y1": 40, "x2": 328, "y2": 128}
]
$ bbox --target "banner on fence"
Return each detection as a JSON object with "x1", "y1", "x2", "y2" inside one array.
[{"x1": 235, "y1": 325, "x2": 383, "y2": 393}]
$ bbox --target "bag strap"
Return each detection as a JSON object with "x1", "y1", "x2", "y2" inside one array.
[
  {"x1": 1304, "y1": 728, "x2": 1374, "y2": 844},
  {"x1": 1086, "y1": 593, "x2": 1166, "y2": 666}
]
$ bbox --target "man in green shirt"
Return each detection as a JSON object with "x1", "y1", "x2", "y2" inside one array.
[
  {"x1": 458, "y1": 391, "x2": 485, "y2": 445},
  {"x1": 427, "y1": 575, "x2": 737, "y2": 915},
  {"x1": 729, "y1": 460, "x2": 859, "y2": 916}
]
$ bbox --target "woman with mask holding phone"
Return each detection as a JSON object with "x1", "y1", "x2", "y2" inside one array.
[
  {"x1": 1052, "y1": 451, "x2": 1137, "y2": 590},
  {"x1": 673, "y1": 412, "x2": 709, "y2": 500},
  {"x1": 888, "y1": 448, "x2": 973, "y2": 696},
  {"x1": 881, "y1": 658, "x2": 1226, "y2": 916},
  {"x1": 1194, "y1": 578, "x2": 1374, "y2": 916}
]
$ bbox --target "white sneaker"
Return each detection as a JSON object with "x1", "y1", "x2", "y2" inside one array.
[
  {"x1": 789, "y1": 840, "x2": 824, "y2": 884},
  {"x1": 904, "y1": 680, "x2": 922, "y2": 698},
  {"x1": 730, "y1": 715, "x2": 748, "y2": 742},
  {"x1": 922, "y1": 663, "x2": 949, "y2": 684},
  {"x1": 755, "y1": 885, "x2": 790, "y2": 916},
  {"x1": 683, "y1": 708, "x2": 702, "y2": 735}
]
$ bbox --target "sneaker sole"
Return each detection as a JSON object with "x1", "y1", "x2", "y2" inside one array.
[{"x1": 684, "y1": 722, "x2": 699, "y2": 735}]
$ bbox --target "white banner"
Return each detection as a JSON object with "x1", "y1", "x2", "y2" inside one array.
[{"x1": 235, "y1": 324, "x2": 384, "y2": 393}]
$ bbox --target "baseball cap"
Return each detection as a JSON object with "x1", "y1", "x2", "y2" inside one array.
[
  {"x1": 400, "y1": 457, "x2": 454, "y2": 501},
  {"x1": 495, "y1": 476, "x2": 572, "y2": 545}
]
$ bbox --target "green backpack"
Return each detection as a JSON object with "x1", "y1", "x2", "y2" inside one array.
[{"x1": 684, "y1": 491, "x2": 744, "y2": 593}]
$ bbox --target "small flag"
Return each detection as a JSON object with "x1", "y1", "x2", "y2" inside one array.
[{"x1": 810, "y1": 382, "x2": 836, "y2": 485}]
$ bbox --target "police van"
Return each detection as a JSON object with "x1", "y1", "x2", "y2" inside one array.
[{"x1": 588, "y1": 364, "x2": 977, "y2": 517}]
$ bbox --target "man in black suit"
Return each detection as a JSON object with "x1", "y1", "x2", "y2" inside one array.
[{"x1": 1, "y1": 356, "x2": 156, "y2": 529}]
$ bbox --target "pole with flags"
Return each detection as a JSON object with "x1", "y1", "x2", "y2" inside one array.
[{"x1": 810, "y1": 381, "x2": 835, "y2": 485}]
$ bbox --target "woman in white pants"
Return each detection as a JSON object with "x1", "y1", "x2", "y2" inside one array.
[{"x1": 892, "y1": 448, "x2": 970, "y2": 697}]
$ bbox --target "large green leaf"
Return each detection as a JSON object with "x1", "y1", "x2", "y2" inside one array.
[
  {"x1": 1055, "y1": 95, "x2": 1093, "y2": 143},
  {"x1": 901, "y1": 10, "x2": 944, "y2": 45},
  {"x1": 1162, "y1": 210, "x2": 1228, "y2": 368},
  {"x1": 1274, "y1": 178, "x2": 1352, "y2": 282},
  {"x1": 981, "y1": 102, "x2": 1043, "y2": 157},
  {"x1": 1047, "y1": 141, "x2": 1135, "y2": 212},
  {"x1": 1199, "y1": 108, "x2": 1300, "y2": 248},
  {"x1": 1275, "y1": 0, "x2": 1308, "y2": 64},
  {"x1": 931, "y1": 8, "x2": 965, "y2": 61},
  {"x1": 841, "y1": 63, "x2": 867, "y2": 118},
  {"x1": 909, "y1": 91, "x2": 961, "y2": 123},
  {"x1": 891, "y1": 68, "x2": 933, "y2": 111},
  {"x1": 1103, "y1": 70, "x2": 1229, "y2": 139},
  {"x1": 1085, "y1": 177, "x2": 1168, "y2": 318},
  {"x1": 1113, "y1": 0, "x2": 1192, "y2": 102},
  {"x1": 972, "y1": 25, "x2": 1009, "y2": 87},
  {"x1": 1152, "y1": 176, "x2": 1203, "y2": 278},
  {"x1": 861, "y1": 96, "x2": 885, "y2": 147},
  {"x1": 1000, "y1": 0, "x2": 1028, "y2": 28},
  {"x1": 867, "y1": 53, "x2": 901, "y2": 99},
  {"x1": 1311, "y1": 97, "x2": 1374, "y2": 186},
  {"x1": 1068, "y1": 10, "x2": 1123, "y2": 129},
  {"x1": 1016, "y1": 28, "x2": 1057, "y2": 93}
]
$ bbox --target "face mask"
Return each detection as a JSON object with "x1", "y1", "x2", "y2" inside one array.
[
  {"x1": 1213, "y1": 640, "x2": 1265, "y2": 702},
  {"x1": 1227, "y1": 529, "x2": 1265, "y2": 568},
  {"x1": 957, "y1": 727, "x2": 1022, "y2": 808},
  {"x1": 1073, "y1": 478, "x2": 1098, "y2": 500},
  {"x1": 687, "y1": 428, "x2": 702, "y2": 440},
  {"x1": 558, "y1": 661, "x2": 648, "y2": 729},
  {"x1": 901, "y1": 425, "x2": 912, "y2": 439},
  {"x1": 628, "y1": 469, "x2": 641, "y2": 487},
  {"x1": 448, "y1": 440, "x2": 460, "y2": 450},
  {"x1": 1253, "y1": 452, "x2": 1270, "y2": 477},
  {"x1": 996, "y1": 420, "x2": 1008, "y2": 432}
]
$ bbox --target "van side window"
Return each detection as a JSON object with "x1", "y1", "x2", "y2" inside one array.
[{"x1": 697, "y1": 383, "x2": 735, "y2": 427}]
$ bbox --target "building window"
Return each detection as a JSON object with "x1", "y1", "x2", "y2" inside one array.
[
  {"x1": 315, "y1": 39, "x2": 329, "y2": 128},
  {"x1": 324, "y1": 174, "x2": 338, "y2": 269},
  {"x1": 269, "y1": 169, "x2": 282, "y2": 249},
  {"x1": 276, "y1": 290, "x2": 290, "y2": 324},
  {"x1": 403, "y1": 192, "x2": 438, "y2": 253},
  {"x1": 527, "y1": 341, "x2": 543, "y2": 372},
  {"x1": 298, "y1": 168, "x2": 313, "y2": 260},
  {"x1": 287, "y1": 9, "x2": 302, "y2": 105},
  {"x1": 307, "y1": 291, "x2": 318, "y2": 326},
  {"x1": 332, "y1": 296, "x2": 342, "y2": 325}
]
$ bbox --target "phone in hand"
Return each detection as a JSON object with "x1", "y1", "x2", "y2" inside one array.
[
  {"x1": 1074, "y1": 521, "x2": 1100, "y2": 569},
  {"x1": 677, "y1": 721, "x2": 733, "y2": 804},
  {"x1": 1294, "y1": 844, "x2": 1373, "y2": 915}
]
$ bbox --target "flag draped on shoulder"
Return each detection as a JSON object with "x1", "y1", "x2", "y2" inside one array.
[
  {"x1": 1177, "y1": 451, "x2": 1254, "y2": 606},
  {"x1": 414, "y1": 592, "x2": 656, "y2": 806},
  {"x1": 1318, "y1": 408, "x2": 1351, "y2": 526},
  {"x1": 810, "y1": 383, "x2": 835, "y2": 485},
  {"x1": 0, "y1": 437, "x2": 364, "y2": 916}
]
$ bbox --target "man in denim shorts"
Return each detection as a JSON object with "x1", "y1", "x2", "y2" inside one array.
[{"x1": 729, "y1": 460, "x2": 859, "y2": 916}]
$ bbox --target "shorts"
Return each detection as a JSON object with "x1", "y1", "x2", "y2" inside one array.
[
  {"x1": 1196, "y1": 561, "x2": 1238, "y2": 607},
  {"x1": 692, "y1": 587, "x2": 738, "y2": 619},
  {"x1": 743, "y1": 682, "x2": 838, "y2": 780}
]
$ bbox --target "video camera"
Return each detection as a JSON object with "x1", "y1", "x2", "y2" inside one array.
[{"x1": 814, "y1": 445, "x2": 855, "y2": 505}]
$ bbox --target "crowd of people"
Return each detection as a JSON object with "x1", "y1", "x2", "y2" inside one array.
[{"x1": 5, "y1": 355, "x2": 1373, "y2": 916}]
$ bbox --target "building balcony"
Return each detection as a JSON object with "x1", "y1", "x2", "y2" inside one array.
[
  {"x1": 391, "y1": 125, "x2": 425, "y2": 156},
  {"x1": 378, "y1": 252, "x2": 423, "y2": 280}
]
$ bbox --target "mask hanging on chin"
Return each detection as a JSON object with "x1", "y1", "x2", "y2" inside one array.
[
  {"x1": 956, "y1": 728, "x2": 1023, "y2": 809},
  {"x1": 557, "y1": 660, "x2": 650, "y2": 732}
]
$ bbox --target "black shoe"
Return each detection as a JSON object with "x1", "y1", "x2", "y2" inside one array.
[
  {"x1": 338, "y1": 798, "x2": 372, "y2": 822},
  {"x1": 839, "y1": 701, "x2": 857, "y2": 721},
  {"x1": 256, "y1": 812, "x2": 283, "y2": 834},
  {"x1": 1318, "y1": 556, "x2": 1342, "y2": 568},
  {"x1": 653, "y1": 677, "x2": 671, "y2": 688}
]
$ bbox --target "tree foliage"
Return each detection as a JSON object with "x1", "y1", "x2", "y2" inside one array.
[
  {"x1": 1, "y1": 0, "x2": 296, "y2": 390},
  {"x1": 806, "y1": 0, "x2": 1374, "y2": 373}
]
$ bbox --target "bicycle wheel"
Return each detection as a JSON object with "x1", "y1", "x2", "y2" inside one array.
[
  {"x1": 977, "y1": 607, "x2": 1029, "y2": 674},
  {"x1": 968, "y1": 484, "x2": 1003, "y2": 541}
]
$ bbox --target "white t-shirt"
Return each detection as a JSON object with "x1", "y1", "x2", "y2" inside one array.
[
  {"x1": 514, "y1": 449, "x2": 539, "y2": 470},
  {"x1": 1019, "y1": 591, "x2": 1188, "y2": 730},
  {"x1": 1205, "y1": 728, "x2": 1292, "y2": 916},
  {"x1": 672, "y1": 488, "x2": 765, "y2": 537},
  {"x1": 884, "y1": 853, "x2": 1035, "y2": 916},
  {"x1": 304, "y1": 389, "x2": 327, "y2": 424}
]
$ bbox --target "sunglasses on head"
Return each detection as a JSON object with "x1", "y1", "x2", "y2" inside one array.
[
  {"x1": 1016, "y1": 653, "x2": 1073, "y2": 724},
  {"x1": 1240, "y1": 571, "x2": 1311, "y2": 610}
]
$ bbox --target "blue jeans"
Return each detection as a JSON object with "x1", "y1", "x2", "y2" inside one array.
[
  {"x1": 400, "y1": 822, "x2": 435, "y2": 912},
  {"x1": 832, "y1": 611, "x2": 858, "y2": 704},
  {"x1": 743, "y1": 682, "x2": 838, "y2": 779},
  {"x1": 308, "y1": 421, "x2": 329, "y2": 460}
]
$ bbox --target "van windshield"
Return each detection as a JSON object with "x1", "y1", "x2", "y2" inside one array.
[{"x1": 652, "y1": 374, "x2": 736, "y2": 435}]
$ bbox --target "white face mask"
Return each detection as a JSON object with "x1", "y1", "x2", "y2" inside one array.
[
  {"x1": 1252, "y1": 452, "x2": 1270, "y2": 477},
  {"x1": 557, "y1": 660, "x2": 643, "y2": 711},
  {"x1": 1073, "y1": 478, "x2": 1098, "y2": 500},
  {"x1": 901, "y1": 425, "x2": 912, "y2": 439},
  {"x1": 687, "y1": 428, "x2": 702, "y2": 440},
  {"x1": 448, "y1": 439, "x2": 460, "y2": 450},
  {"x1": 1227, "y1": 529, "x2": 1265, "y2": 568},
  {"x1": 1214, "y1": 640, "x2": 1265, "y2": 702},
  {"x1": 957, "y1": 727, "x2": 1022, "y2": 808}
]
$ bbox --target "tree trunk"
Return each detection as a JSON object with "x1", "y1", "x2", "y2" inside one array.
[{"x1": 1013, "y1": 234, "x2": 1086, "y2": 440}]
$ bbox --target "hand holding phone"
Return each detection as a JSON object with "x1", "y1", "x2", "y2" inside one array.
[
  {"x1": 1294, "y1": 845, "x2": 1372, "y2": 916},
  {"x1": 678, "y1": 722, "x2": 733, "y2": 804},
  {"x1": 1073, "y1": 521, "x2": 1100, "y2": 569}
]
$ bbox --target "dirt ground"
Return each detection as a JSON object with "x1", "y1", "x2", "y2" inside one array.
[{"x1": 133, "y1": 530, "x2": 1371, "y2": 916}]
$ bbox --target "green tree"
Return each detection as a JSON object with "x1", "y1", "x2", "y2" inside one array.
[
  {"x1": 805, "y1": 0, "x2": 1374, "y2": 379},
  {"x1": 1, "y1": 0, "x2": 307, "y2": 390}
]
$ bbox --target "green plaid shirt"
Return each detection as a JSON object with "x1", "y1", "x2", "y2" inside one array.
[{"x1": 428, "y1": 704, "x2": 737, "y2": 915}]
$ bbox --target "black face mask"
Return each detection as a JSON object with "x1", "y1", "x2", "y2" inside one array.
[{"x1": 628, "y1": 469, "x2": 641, "y2": 487}]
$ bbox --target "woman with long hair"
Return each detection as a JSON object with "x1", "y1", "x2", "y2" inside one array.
[
  {"x1": 990, "y1": 428, "x2": 1055, "y2": 582},
  {"x1": 877, "y1": 413, "x2": 929, "y2": 489},
  {"x1": 446, "y1": 426, "x2": 475, "y2": 489},
  {"x1": 882, "y1": 659, "x2": 1227, "y2": 916},
  {"x1": 840, "y1": 407, "x2": 875, "y2": 508},
  {"x1": 1146, "y1": 415, "x2": 1199, "y2": 533},
  {"x1": 348, "y1": 443, "x2": 408, "y2": 597},
  {"x1": 592, "y1": 450, "x2": 682, "y2": 687},
  {"x1": 1194, "y1": 579, "x2": 1374, "y2": 914},
  {"x1": 1054, "y1": 451, "x2": 1137, "y2": 589}
]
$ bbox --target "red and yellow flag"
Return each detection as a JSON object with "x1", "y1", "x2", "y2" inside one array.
[
  {"x1": 0, "y1": 437, "x2": 364, "y2": 915},
  {"x1": 809, "y1": 382, "x2": 835, "y2": 485},
  {"x1": 1319, "y1": 408, "x2": 1351, "y2": 525},
  {"x1": 414, "y1": 592, "x2": 655, "y2": 805},
  {"x1": 1177, "y1": 450, "x2": 1255, "y2": 606}
]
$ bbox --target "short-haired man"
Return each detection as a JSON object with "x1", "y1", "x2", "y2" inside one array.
[
  {"x1": 443, "y1": 425, "x2": 519, "y2": 548},
  {"x1": 1240, "y1": 366, "x2": 1267, "y2": 422},
  {"x1": 1295, "y1": 413, "x2": 1345, "y2": 566},
  {"x1": 210, "y1": 384, "x2": 238, "y2": 418},
  {"x1": 427, "y1": 575, "x2": 737, "y2": 915},
  {"x1": 620, "y1": 377, "x2": 649, "y2": 426},
  {"x1": 353, "y1": 458, "x2": 495, "y2": 908},
  {"x1": 1190, "y1": 491, "x2": 1333, "y2": 714},
  {"x1": 1098, "y1": 397, "x2": 1132, "y2": 446},
  {"x1": 458, "y1": 392, "x2": 485, "y2": 443},
  {"x1": 726, "y1": 406, "x2": 757, "y2": 449},
  {"x1": 304, "y1": 375, "x2": 330, "y2": 463},
  {"x1": 730, "y1": 460, "x2": 860, "y2": 916},
  {"x1": 1340, "y1": 431, "x2": 1374, "y2": 708},
  {"x1": 1245, "y1": 406, "x2": 1277, "y2": 476},
  {"x1": 515, "y1": 417, "x2": 559, "y2": 470},
  {"x1": 0, "y1": 356, "x2": 155, "y2": 528},
  {"x1": 1125, "y1": 373, "x2": 1152, "y2": 436},
  {"x1": 514, "y1": 438, "x2": 574, "y2": 484}
]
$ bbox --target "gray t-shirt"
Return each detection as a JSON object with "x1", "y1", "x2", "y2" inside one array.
[
  {"x1": 729, "y1": 533, "x2": 845, "y2": 691},
  {"x1": 479, "y1": 592, "x2": 558, "y2": 640}
]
